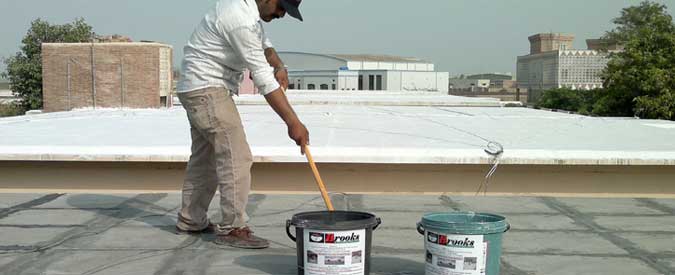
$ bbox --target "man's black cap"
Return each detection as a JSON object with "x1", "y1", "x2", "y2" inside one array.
[{"x1": 280, "y1": 0, "x2": 303, "y2": 21}]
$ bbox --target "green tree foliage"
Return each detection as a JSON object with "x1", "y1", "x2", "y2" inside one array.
[
  {"x1": 598, "y1": 1, "x2": 675, "y2": 119},
  {"x1": 536, "y1": 88, "x2": 598, "y2": 115},
  {"x1": 1, "y1": 18, "x2": 93, "y2": 111}
]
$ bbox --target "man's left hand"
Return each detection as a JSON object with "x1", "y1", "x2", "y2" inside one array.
[{"x1": 275, "y1": 67, "x2": 289, "y2": 90}]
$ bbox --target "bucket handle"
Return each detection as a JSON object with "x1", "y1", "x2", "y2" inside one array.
[
  {"x1": 372, "y1": 217, "x2": 382, "y2": 230},
  {"x1": 416, "y1": 222, "x2": 425, "y2": 235},
  {"x1": 415, "y1": 222, "x2": 511, "y2": 235},
  {"x1": 285, "y1": 220, "x2": 296, "y2": 242}
]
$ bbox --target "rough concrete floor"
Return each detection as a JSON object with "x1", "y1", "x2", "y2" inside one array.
[{"x1": 0, "y1": 193, "x2": 674, "y2": 275}]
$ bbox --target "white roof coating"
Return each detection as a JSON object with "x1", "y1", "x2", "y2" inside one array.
[
  {"x1": 233, "y1": 90, "x2": 503, "y2": 107},
  {"x1": 1, "y1": 92, "x2": 675, "y2": 165}
]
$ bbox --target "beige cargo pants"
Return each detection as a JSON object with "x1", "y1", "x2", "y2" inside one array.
[{"x1": 176, "y1": 87, "x2": 252, "y2": 232}]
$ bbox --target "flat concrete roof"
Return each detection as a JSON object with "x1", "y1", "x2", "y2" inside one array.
[
  {"x1": 1, "y1": 92, "x2": 675, "y2": 165},
  {"x1": 1, "y1": 192, "x2": 674, "y2": 274},
  {"x1": 234, "y1": 90, "x2": 502, "y2": 107}
]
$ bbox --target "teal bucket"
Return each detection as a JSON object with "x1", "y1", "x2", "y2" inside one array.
[{"x1": 417, "y1": 212, "x2": 509, "y2": 275}]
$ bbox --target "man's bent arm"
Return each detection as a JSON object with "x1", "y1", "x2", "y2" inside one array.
[{"x1": 265, "y1": 48, "x2": 284, "y2": 71}]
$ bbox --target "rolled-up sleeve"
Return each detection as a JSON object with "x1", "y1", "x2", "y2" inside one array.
[{"x1": 226, "y1": 23, "x2": 279, "y2": 95}]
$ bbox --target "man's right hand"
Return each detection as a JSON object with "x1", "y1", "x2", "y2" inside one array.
[{"x1": 288, "y1": 120, "x2": 309, "y2": 155}]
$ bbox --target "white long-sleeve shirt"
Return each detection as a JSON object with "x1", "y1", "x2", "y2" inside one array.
[{"x1": 177, "y1": 0, "x2": 279, "y2": 95}]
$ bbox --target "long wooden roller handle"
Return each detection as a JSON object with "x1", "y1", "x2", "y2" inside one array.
[{"x1": 303, "y1": 145, "x2": 335, "y2": 211}]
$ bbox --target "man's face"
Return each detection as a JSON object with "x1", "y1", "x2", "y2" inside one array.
[{"x1": 259, "y1": 0, "x2": 286, "y2": 22}]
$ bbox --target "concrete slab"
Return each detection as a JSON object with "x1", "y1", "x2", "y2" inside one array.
[
  {"x1": 129, "y1": 192, "x2": 181, "y2": 212},
  {"x1": 556, "y1": 198, "x2": 667, "y2": 215},
  {"x1": 218, "y1": 252, "x2": 427, "y2": 275},
  {"x1": 506, "y1": 214, "x2": 587, "y2": 231},
  {"x1": 0, "y1": 209, "x2": 111, "y2": 225},
  {"x1": 617, "y1": 233, "x2": 675, "y2": 254},
  {"x1": 0, "y1": 255, "x2": 20, "y2": 269},
  {"x1": 206, "y1": 251, "x2": 299, "y2": 275},
  {"x1": 343, "y1": 194, "x2": 452, "y2": 212},
  {"x1": 370, "y1": 254, "x2": 427, "y2": 274},
  {"x1": 369, "y1": 228, "x2": 425, "y2": 251},
  {"x1": 659, "y1": 258, "x2": 675, "y2": 271},
  {"x1": 230, "y1": 253, "x2": 428, "y2": 275},
  {"x1": 2, "y1": 251, "x2": 144, "y2": 275},
  {"x1": 0, "y1": 250, "x2": 427, "y2": 275},
  {"x1": 120, "y1": 213, "x2": 178, "y2": 228},
  {"x1": 594, "y1": 216, "x2": 675, "y2": 232},
  {"x1": 652, "y1": 199, "x2": 675, "y2": 211},
  {"x1": 242, "y1": 194, "x2": 326, "y2": 216},
  {"x1": 248, "y1": 213, "x2": 295, "y2": 228},
  {"x1": 504, "y1": 255, "x2": 661, "y2": 275},
  {"x1": 450, "y1": 196, "x2": 558, "y2": 214},
  {"x1": 64, "y1": 250, "x2": 176, "y2": 275},
  {"x1": 1, "y1": 193, "x2": 674, "y2": 275},
  {"x1": 366, "y1": 211, "x2": 423, "y2": 229},
  {"x1": 0, "y1": 193, "x2": 47, "y2": 208},
  {"x1": 35, "y1": 193, "x2": 136, "y2": 209},
  {"x1": 60, "y1": 226, "x2": 192, "y2": 250},
  {"x1": 503, "y1": 232, "x2": 627, "y2": 255},
  {"x1": 0, "y1": 227, "x2": 72, "y2": 247}
]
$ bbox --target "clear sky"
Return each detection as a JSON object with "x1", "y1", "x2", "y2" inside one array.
[{"x1": 0, "y1": 0, "x2": 672, "y2": 77}]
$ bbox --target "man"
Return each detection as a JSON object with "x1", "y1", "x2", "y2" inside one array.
[{"x1": 175, "y1": 0, "x2": 308, "y2": 249}]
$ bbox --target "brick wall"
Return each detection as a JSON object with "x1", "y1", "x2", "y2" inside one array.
[{"x1": 42, "y1": 43, "x2": 172, "y2": 112}]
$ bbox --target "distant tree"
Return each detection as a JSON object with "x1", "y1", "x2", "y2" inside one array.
[
  {"x1": 596, "y1": 1, "x2": 675, "y2": 119},
  {"x1": 1, "y1": 18, "x2": 93, "y2": 111},
  {"x1": 536, "y1": 88, "x2": 598, "y2": 114}
]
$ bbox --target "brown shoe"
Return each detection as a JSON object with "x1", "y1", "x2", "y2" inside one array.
[
  {"x1": 175, "y1": 222, "x2": 216, "y2": 235},
  {"x1": 214, "y1": 227, "x2": 270, "y2": 249}
]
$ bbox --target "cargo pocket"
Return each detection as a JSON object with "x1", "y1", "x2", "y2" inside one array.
[{"x1": 185, "y1": 95, "x2": 215, "y2": 131}]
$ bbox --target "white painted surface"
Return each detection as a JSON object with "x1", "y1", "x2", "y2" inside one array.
[
  {"x1": 400, "y1": 71, "x2": 448, "y2": 92},
  {"x1": 1, "y1": 92, "x2": 675, "y2": 165},
  {"x1": 288, "y1": 71, "x2": 359, "y2": 91},
  {"x1": 0, "y1": 90, "x2": 15, "y2": 102}
]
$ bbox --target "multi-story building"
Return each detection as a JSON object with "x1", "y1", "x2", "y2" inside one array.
[{"x1": 517, "y1": 33, "x2": 613, "y2": 102}]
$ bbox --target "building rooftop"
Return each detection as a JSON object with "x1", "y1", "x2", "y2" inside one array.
[
  {"x1": 42, "y1": 42, "x2": 172, "y2": 48},
  {"x1": 1, "y1": 91, "x2": 674, "y2": 165},
  {"x1": 0, "y1": 192, "x2": 673, "y2": 274},
  {"x1": 328, "y1": 54, "x2": 427, "y2": 63},
  {"x1": 528, "y1": 33, "x2": 575, "y2": 41},
  {"x1": 2, "y1": 92, "x2": 674, "y2": 274},
  {"x1": 279, "y1": 51, "x2": 429, "y2": 63}
]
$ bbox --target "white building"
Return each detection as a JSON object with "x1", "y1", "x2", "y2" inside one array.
[
  {"x1": 278, "y1": 52, "x2": 449, "y2": 93},
  {"x1": 517, "y1": 34, "x2": 612, "y2": 102},
  {"x1": 448, "y1": 79, "x2": 491, "y2": 90}
]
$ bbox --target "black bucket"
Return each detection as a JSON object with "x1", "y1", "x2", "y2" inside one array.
[{"x1": 286, "y1": 211, "x2": 381, "y2": 275}]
